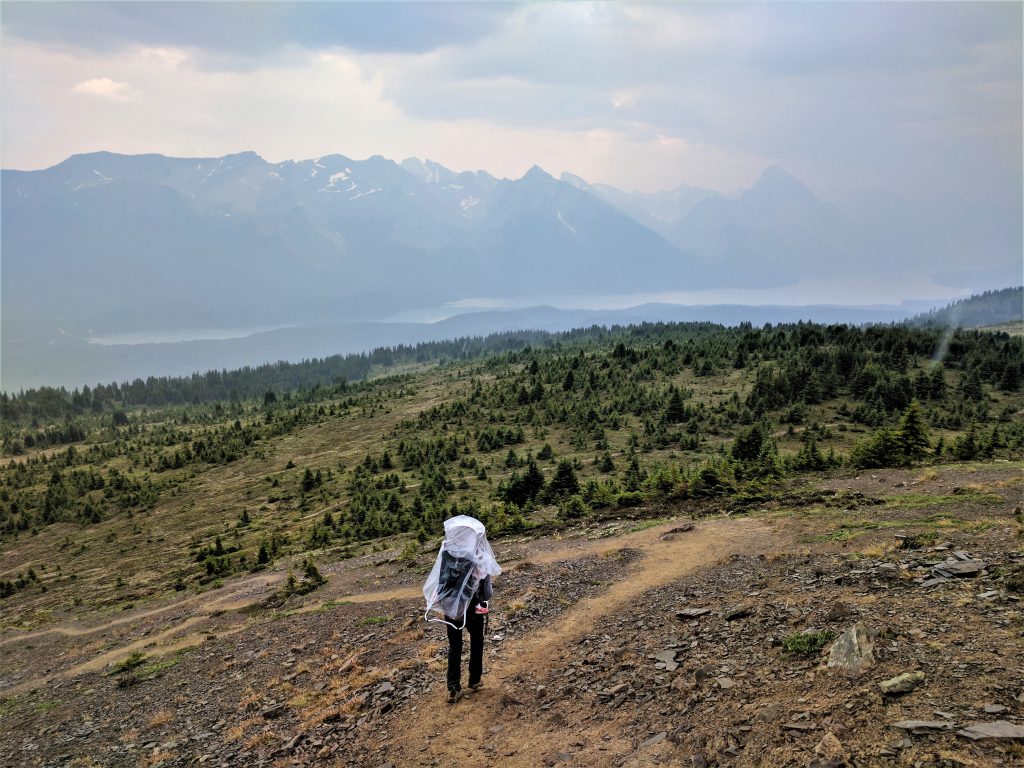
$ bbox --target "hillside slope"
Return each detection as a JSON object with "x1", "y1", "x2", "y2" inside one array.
[
  {"x1": 0, "y1": 465, "x2": 1021, "y2": 767},
  {"x1": 1, "y1": 321, "x2": 1023, "y2": 765}
]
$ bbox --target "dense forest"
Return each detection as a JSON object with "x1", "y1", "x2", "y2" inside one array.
[{"x1": 0, "y1": 330, "x2": 567, "y2": 422}]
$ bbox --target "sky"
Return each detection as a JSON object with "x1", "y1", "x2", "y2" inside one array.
[{"x1": 2, "y1": 1, "x2": 1021, "y2": 200}]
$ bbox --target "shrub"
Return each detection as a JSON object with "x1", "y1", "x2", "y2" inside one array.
[
  {"x1": 398, "y1": 541, "x2": 418, "y2": 564},
  {"x1": 558, "y1": 494, "x2": 591, "y2": 520},
  {"x1": 112, "y1": 651, "x2": 148, "y2": 675},
  {"x1": 782, "y1": 630, "x2": 836, "y2": 656}
]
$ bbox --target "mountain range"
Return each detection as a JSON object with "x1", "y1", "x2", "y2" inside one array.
[
  {"x1": 3, "y1": 151, "x2": 912, "y2": 334},
  {"x1": 3, "y1": 150, "x2": 1019, "y2": 389}
]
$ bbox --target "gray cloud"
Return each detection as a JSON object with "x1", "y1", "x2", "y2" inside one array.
[
  {"x1": 2, "y1": 1, "x2": 1020, "y2": 208},
  {"x1": 1, "y1": 1, "x2": 516, "y2": 56},
  {"x1": 369, "y1": 3, "x2": 1020, "y2": 198}
]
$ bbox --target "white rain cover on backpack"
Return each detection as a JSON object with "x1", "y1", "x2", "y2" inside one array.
[{"x1": 423, "y1": 515, "x2": 501, "y2": 626}]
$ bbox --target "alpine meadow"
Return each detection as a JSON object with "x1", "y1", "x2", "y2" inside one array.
[{"x1": 1, "y1": 3, "x2": 1023, "y2": 767}]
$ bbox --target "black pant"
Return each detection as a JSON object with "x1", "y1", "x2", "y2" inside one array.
[{"x1": 446, "y1": 609, "x2": 484, "y2": 691}]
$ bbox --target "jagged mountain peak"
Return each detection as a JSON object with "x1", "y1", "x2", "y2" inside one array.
[
  {"x1": 747, "y1": 164, "x2": 816, "y2": 201},
  {"x1": 521, "y1": 164, "x2": 554, "y2": 183},
  {"x1": 400, "y1": 157, "x2": 457, "y2": 184}
]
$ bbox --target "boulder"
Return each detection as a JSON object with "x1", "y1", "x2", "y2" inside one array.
[
  {"x1": 879, "y1": 671, "x2": 925, "y2": 696},
  {"x1": 826, "y1": 623, "x2": 875, "y2": 675}
]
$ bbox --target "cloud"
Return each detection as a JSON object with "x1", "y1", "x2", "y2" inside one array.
[
  {"x1": 358, "y1": 3, "x2": 1020, "y2": 197},
  {"x1": 139, "y1": 46, "x2": 189, "y2": 68},
  {"x1": 72, "y1": 77, "x2": 141, "y2": 102},
  {"x1": 1, "y1": 1, "x2": 1019, "y2": 206},
  {"x1": 1, "y1": 1, "x2": 517, "y2": 57}
]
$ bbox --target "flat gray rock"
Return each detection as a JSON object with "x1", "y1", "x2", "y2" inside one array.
[
  {"x1": 891, "y1": 720, "x2": 954, "y2": 734},
  {"x1": 956, "y1": 721, "x2": 1024, "y2": 740},
  {"x1": 641, "y1": 732, "x2": 667, "y2": 748},
  {"x1": 932, "y1": 560, "x2": 986, "y2": 578},
  {"x1": 723, "y1": 602, "x2": 755, "y2": 621},
  {"x1": 676, "y1": 607, "x2": 711, "y2": 619},
  {"x1": 653, "y1": 650, "x2": 679, "y2": 671}
]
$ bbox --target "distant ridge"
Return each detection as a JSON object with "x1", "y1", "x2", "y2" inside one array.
[
  {"x1": 2, "y1": 299, "x2": 945, "y2": 391},
  {"x1": 903, "y1": 287, "x2": 1023, "y2": 329}
]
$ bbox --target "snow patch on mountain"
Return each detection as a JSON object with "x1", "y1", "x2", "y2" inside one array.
[{"x1": 349, "y1": 187, "x2": 381, "y2": 201}]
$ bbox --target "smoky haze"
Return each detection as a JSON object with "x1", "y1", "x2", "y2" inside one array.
[{"x1": 0, "y1": 2, "x2": 1021, "y2": 389}]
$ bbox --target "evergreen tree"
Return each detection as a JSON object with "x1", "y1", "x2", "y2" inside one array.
[
  {"x1": 961, "y1": 369, "x2": 985, "y2": 402},
  {"x1": 301, "y1": 468, "x2": 317, "y2": 492},
  {"x1": 623, "y1": 453, "x2": 646, "y2": 492},
  {"x1": 1000, "y1": 362, "x2": 1021, "y2": 392},
  {"x1": 664, "y1": 387, "x2": 686, "y2": 423},
  {"x1": 895, "y1": 400, "x2": 931, "y2": 463},
  {"x1": 546, "y1": 459, "x2": 580, "y2": 501},
  {"x1": 928, "y1": 364, "x2": 946, "y2": 399},
  {"x1": 952, "y1": 425, "x2": 980, "y2": 460},
  {"x1": 850, "y1": 427, "x2": 901, "y2": 469},
  {"x1": 731, "y1": 421, "x2": 769, "y2": 462}
]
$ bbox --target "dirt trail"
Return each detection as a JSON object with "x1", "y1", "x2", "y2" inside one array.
[
  {"x1": 0, "y1": 516, "x2": 764, "y2": 707},
  {"x1": 0, "y1": 572, "x2": 282, "y2": 648},
  {"x1": 381, "y1": 517, "x2": 773, "y2": 767},
  {"x1": 0, "y1": 515, "x2": 680, "y2": 651},
  {"x1": 0, "y1": 575, "x2": 282, "y2": 698}
]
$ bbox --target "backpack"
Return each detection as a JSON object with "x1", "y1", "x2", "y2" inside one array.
[
  {"x1": 433, "y1": 550, "x2": 480, "y2": 624},
  {"x1": 423, "y1": 515, "x2": 501, "y2": 630}
]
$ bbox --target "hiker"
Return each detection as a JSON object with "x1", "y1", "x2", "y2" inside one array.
[{"x1": 422, "y1": 515, "x2": 501, "y2": 702}]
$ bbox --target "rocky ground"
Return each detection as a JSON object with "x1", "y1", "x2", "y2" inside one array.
[{"x1": 1, "y1": 464, "x2": 1022, "y2": 768}]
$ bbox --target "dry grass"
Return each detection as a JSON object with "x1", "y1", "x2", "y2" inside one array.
[
  {"x1": 139, "y1": 749, "x2": 178, "y2": 767},
  {"x1": 243, "y1": 730, "x2": 278, "y2": 751},
  {"x1": 286, "y1": 690, "x2": 312, "y2": 708},
  {"x1": 237, "y1": 689, "x2": 263, "y2": 712},
  {"x1": 291, "y1": 642, "x2": 411, "y2": 733},
  {"x1": 857, "y1": 542, "x2": 893, "y2": 559},
  {"x1": 144, "y1": 709, "x2": 172, "y2": 730},
  {"x1": 416, "y1": 640, "x2": 444, "y2": 664},
  {"x1": 230, "y1": 716, "x2": 265, "y2": 741},
  {"x1": 345, "y1": 664, "x2": 388, "y2": 692}
]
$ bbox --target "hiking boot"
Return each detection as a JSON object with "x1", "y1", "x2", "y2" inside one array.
[
  {"x1": 447, "y1": 687, "x2": 460, "y2": 704},
  {"x1": 468, "y1": 680, "x2": 483, "y2": 690}
]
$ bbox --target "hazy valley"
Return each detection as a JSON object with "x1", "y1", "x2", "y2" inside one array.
[{"x1": 4, "y1": 150, "x2": 1019, "y2": 390}]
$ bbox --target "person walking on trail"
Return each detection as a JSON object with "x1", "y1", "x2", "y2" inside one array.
[{"x1": 422, "y1": 515, "x2": 501, "y2": 703}]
